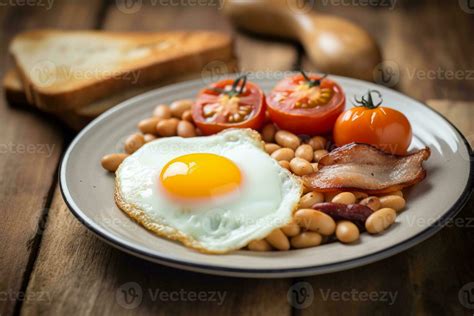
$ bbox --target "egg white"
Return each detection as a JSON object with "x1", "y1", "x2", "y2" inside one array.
[{"x1": 115, "y1": 129, "x2": 302, "y2": 253}]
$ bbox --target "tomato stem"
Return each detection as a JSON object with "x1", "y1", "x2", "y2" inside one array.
[
  {"x1": 353, "y1": 90, "x2": 383, "y2": 109},
  {"x1": 209, "y1": 74, "x2": 248, "y2": 97},
  {"x1": 300, "y1": 70, "x2": 327, "y2": 88}
]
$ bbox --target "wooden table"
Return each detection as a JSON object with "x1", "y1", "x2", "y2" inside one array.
[{"x1": 1, "y1": 1, "x2": 473, "y2": 315}]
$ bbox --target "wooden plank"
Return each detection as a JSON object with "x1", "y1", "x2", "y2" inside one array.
[
  {"x1": 0, "y1": 1, "x2": 104, "y2": 316},
  {"x1": 20, "y1": 5, "x2": 299, "y2": 316}
]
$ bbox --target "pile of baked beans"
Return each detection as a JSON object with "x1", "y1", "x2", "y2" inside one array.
[{"x1": 101, "y1": 99, "x2": 407, "y2": 252}]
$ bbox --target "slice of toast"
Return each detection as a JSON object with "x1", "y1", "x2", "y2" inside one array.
[
  {"x1": 10, "y1": 29, "x2": 234, "y2": 112},
  {"x1": 3, "y1": 58, "x2": 238, "y2": 130},
  {"x1": 3, "y1": 68, "x2": 28, "y2": 105}
]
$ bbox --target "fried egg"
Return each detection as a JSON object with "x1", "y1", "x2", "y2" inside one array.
[{"x1": 115, "y1": 129, "x2": 302, "y2": 253}]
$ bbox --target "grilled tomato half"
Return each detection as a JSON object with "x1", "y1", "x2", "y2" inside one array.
[
  {"x1": 266, "y1": 72, "x2": 345, "y2": 135},
  {"x1": 192, "y1": 75, "x2": 266, "y2": 135}
]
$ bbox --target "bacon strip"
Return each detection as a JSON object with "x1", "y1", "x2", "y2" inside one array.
[{"x1": 303, "y1": 143, "x2": 430, "y2": 194}]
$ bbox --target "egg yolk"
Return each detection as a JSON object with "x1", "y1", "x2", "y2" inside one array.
[{"x1": 160, "y1": 153, "x2": 242, "y2": 199}]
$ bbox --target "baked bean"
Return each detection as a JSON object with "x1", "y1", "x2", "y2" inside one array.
[
  {"x1": 153, "y1": 104, "x2": 172, "y2": 119},
  {"x1": 275, "y1": 130, "x2": 300, "y2": 150},
  {"x1": 181, "y1": 110, "x2": 193, "y2": 122},
  {"x1": 353, "y1": 192, "x2": 368, "y2": 200},
  {"x1": 271, "y1": 148, "x2": 295, "y2": 161},
  {"x1": 332, "y1": 192, "x2": 356, "y2": 205},
  {"x1": 291, "y1": 232, "x2": 322, "y2": 248},
  {"x1": 313, "y1": 149, "x2": 329, "y2": 162},
  {"x1": 281, "y1": 221, "x2": 301, "y2": 237},
  {"x1": 278, "y1": 160, "x2": 290, "y2": 170},
  {"x1": 295, "y1": 144, "x2": 313, "y2": 162},
  {"x1": 308, "y1": 136, "x2": 327, "y2": 150},
  {"x1": 124, "y1": 133, "x2": 145, "y2": 154},
  {"x1": 265, "y1": 229, "x2": 290, "y2": 250},
  {"x1": 138, "y1": 117, "x2": 160, "y2": 134},
  {"x1": 379, "y1": 195, "x2": 406, "y2": 212},
  {"x1": 156, "y1": 118, "x2": 179, "y2": 137},
  {"x1": 311, "y1": 163, "x2": 318, "y2": 172},
  {"x1": 101, "y1": 153, "x2": 128, "y2": 172},
  {"x1": 261, "y1": 123, "x2": 277, "y2": 142},
  {"x1": 177, "y1": 120, "x2": 196, "y2": 138},
  {"x1": 359, "y1": 196, "x2": 381, "y2": 211},
  {"x1": 170, "y1": 99, "x2": 193, "y2": 118},
  {"x1": 290, "y1": 157, "x2": 313, "y2": 176},
  {"x1": 365, "y1": 208, "x2": 396, "y2": 234},
  {"x1": 248, "y1": 239, "x2": 272, "y2": 251},
  {"x1": 336, "y1": 221, "x2": 360, "y2": 243},
  {"x1": 294, "y1": 209, "x2": 336, "y2": 235},
  {"x1": 264, "y1": 143, "x2": 281, "y2": 154},
  {"x1": 299, "y1": 191, "x2": 324, "y2": 208},
  {"x1": 144, "y1": 134, "x2": 157, "y2": 143}
]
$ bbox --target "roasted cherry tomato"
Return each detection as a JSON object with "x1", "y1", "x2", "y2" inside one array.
[
  {"x1": 266, "y1": 72, "x2": 345, "y2": 135},
  {"x1": 192, "y1": 75, "x2": 266, "y2": 135},
  {"x1": 333, "y1": 90, "x2": 412, "y2": 155}
]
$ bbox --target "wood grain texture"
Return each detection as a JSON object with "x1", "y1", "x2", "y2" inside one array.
[
  {"x1": 20, "y1": 4, "x2": 298, "y2": 316},
  {"x1": 0, "y1": 1, "x2": 103, "y2": 315}
]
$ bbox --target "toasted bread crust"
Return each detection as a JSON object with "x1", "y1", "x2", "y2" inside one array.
[
  {"x1": 10, "y1": 30, "x2": 235, "y2": 112},
  {"x1": 4, "y1": 57, "x2": 238, "y2": 130}
]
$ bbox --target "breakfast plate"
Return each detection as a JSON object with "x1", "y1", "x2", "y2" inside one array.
[{"x1": 60, "y1": 73, "x2": 473, "y2": 278}]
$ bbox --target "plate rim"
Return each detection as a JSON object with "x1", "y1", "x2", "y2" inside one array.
[{"x1": 59, "y1": 74, "x2": 474, "y2": 278}]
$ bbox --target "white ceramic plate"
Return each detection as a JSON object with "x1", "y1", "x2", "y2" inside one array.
[{"x1": 60, "y1": 73, "x2": 473, "y2": 278}]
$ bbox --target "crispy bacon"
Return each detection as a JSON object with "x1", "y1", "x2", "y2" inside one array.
[{"x1": 303, "y1": 143, "x2": 430, "y2": 194}]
